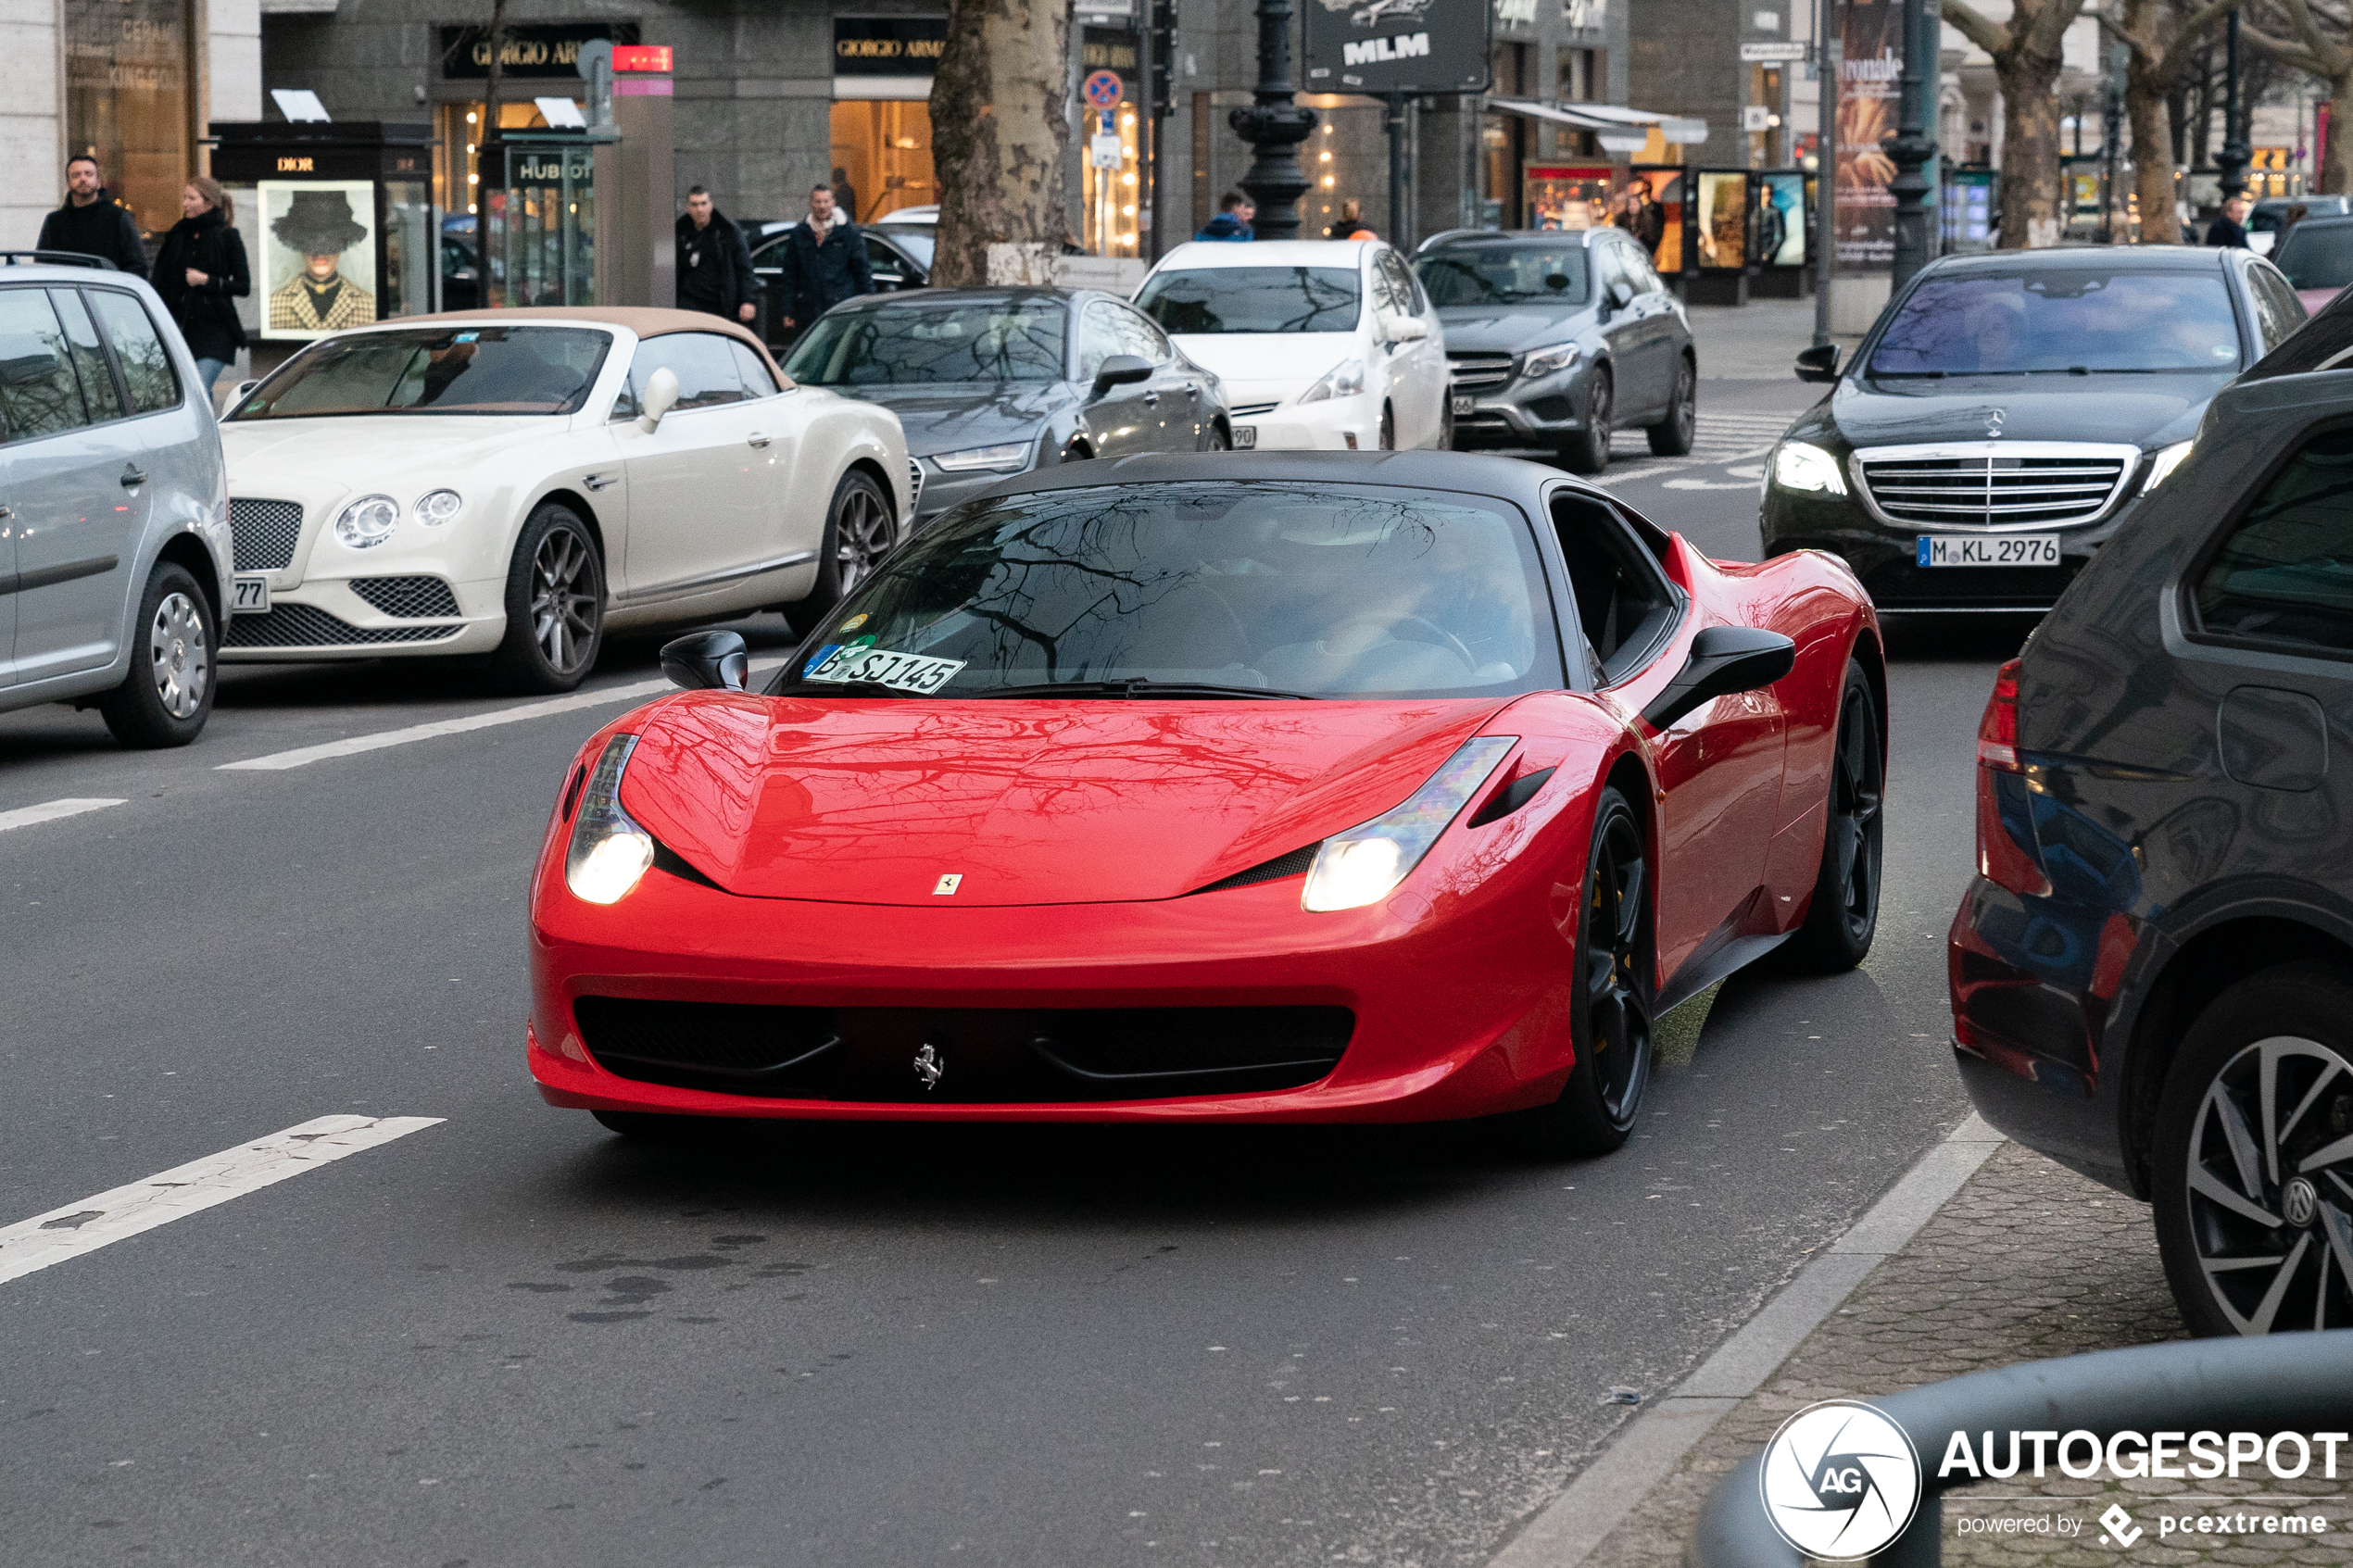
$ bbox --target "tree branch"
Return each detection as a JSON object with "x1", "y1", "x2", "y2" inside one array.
[
  {"x1": 1944, "y1": 0, "x2": 2016, "y2": 56},
  {"x1": 2271, "y1": 0, "x2": 2349, "y2": 69},
  {"x1": 2157, "y1": 0, "x2": 2246, "y2": 78},
  {"x1": 2240, "y1": 19, "x2": 2330, "y2": 73}
]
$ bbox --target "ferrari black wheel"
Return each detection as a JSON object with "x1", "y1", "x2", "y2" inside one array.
[
  {"x1": 1781, "y1": 659, "x2": 1883, "y2": 972},
  {"x1": 1519, "y1": 785, "x2": 1653, "y2": 1157}
]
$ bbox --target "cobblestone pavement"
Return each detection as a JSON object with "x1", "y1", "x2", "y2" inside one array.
[{"x1": 1585, "y1": 1141, "x2": 2353, "y2": 1565}]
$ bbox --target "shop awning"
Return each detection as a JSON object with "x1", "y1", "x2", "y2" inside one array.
[{"x1": 1485, "y1": 98, "x2": 1709, "y2": 152}]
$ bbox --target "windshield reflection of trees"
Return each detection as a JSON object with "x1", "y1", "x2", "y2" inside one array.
[
  {"x1": 1139, "y1": 269, "x2": 1360, "y2": 333},
  {"x1": 803, "y1": 305, "x2": 1067, "y2": 385},
  {"x1": 841, "y1": 483, "x2": 1544, "y2": 696}
]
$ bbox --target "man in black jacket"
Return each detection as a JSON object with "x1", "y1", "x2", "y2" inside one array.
[
  {"x1": 35, "y1": 156, "x2": 147, "y2": 274},
  {"x1": 777, "y1": 185, "x2": 874, "y2": 339},
  {"x1": 675, "y1": 186, "x2": 758, "y2": 324}
]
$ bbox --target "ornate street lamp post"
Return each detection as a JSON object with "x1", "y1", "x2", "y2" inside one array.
[
  {"x1": 1229, "y1": 0, "x2": 1319, "y2": 239},
  {"x1": 2220, "y1": 7, "x2": 2251, "y2": 200},
  {"x1": 1886, "y1": 0, "x2": 1937, "y2": 287}
]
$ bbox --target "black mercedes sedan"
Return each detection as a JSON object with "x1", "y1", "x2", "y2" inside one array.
[
  {"x1": 1949, "y1": 290, "x2": 2353, "y2": 1336},
  {"x1": 781, "y1": 288, "x2": 1232, "y2": 521},
  {"x1": 1764, "y1": 247, "x2": 2309, "y2": 612}
]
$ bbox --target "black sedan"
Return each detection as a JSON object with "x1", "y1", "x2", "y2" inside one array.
[
  {"x1": 1414, "y1": 227, "x2": 1696, "y2": 474},
  {"x1": 1764, "y1": 246, "x2": 2309, "y2": 612},
  {"x1": 781, "y1": 288, "x2": 1232, "y2": 521},
  {"x1": 1949, "y1": 292, "x2": 2353, "y2": 1336},
  {"x1": 749, "y1": 220, "x2": 932, "y2": 355}
]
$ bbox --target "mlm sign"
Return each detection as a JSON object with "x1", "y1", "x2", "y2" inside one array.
[{"x1": 1303, "y1": 0, "x2": 1487, "y2": 94}]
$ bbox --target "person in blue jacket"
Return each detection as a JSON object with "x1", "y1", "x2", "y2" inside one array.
[
  {"x1": 1195, "y1": 191, "x2": 1255, "y2": 242},
  {"x1": 777, "y1": 185, "x2": 875, "y2": 341}
]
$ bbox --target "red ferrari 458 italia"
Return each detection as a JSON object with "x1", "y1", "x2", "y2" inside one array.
[{"x1": 527, "y1": 452, "x2": 1884, "y2": 1155}]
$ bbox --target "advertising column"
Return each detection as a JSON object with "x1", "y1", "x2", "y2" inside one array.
[{"x1": 1833, "y1": 0, "x2": 1900, "y2": 326}]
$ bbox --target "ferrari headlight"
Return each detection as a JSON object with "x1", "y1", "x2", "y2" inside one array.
[
  {"x1": 2142, "y1": 439, "x2": 2194, "y2": 495},
  {"x1": 414, "y1": 488, "x2": 463, "y2": 526},
  {"x1": 564, "y1": 734, "x2": 655, "y2": 905},
  {"x1": 1521, "y1": 344, "x2": 1580, "y2": 379},
  {"x1": 1771, "y1": 442, "x2": 1847, "y2": 496},
  {"x1": 1296, "y1": 358, "x2": 1366, "y2": 405},
  {"x1": 333, "y1": 494, "x2": 400, "y2": 548},
  {"x1": 1302, "y1": 735, "x2": 1517, "y2": 912},
  {"x1": 932, "y1": 443, "x2": 1032, "y2": 473}
]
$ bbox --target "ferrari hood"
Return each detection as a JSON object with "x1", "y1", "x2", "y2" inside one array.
[{"x1": 617, "y1": 695, "x2": 1513, "y2": 906}]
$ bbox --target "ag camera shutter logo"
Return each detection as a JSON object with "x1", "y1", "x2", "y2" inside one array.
[{"x1": 1759, "y1": 1399, "x2": 1923, "y2": 1559}]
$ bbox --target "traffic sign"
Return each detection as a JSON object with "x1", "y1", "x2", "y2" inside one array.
[
  {"x1": 1739, "y1": 41, "x2": 1810, "y2": 61},
  {"x1": 1083, "y1": 69, "x2": 1125, "y2": 108}
]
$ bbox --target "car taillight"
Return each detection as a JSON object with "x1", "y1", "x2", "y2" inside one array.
[{"x1": 1974, "y1": 659, "x2": 2049, "y2": 897}]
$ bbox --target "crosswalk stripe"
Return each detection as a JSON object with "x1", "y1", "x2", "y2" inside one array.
[
  {"x1": 0, "y1": 798, "x2": 126, "y2": 834},
  {"x1": 0, "y1": 1115, "x2": 443, "y2": 1288}
]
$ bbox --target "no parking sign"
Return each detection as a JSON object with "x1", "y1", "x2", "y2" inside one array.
[{"x1": 1082, "y1": 69, "x2": 1124, "y2": 109}]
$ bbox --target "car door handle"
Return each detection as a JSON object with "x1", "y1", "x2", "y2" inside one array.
[
  {"x1": 1186, "y1": 384, "x2": 1200, "y2": 399},
  {"x1": 583, "y1": 471, "x2": 618, "y2": 492},
  {"x1": 747, "y1": 432, "x2": 772, "y2": 447},
  {"x1": 120, "y1": 468, "x2": 146, "y2": 488}
]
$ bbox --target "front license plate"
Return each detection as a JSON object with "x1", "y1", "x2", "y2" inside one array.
[
  {"x1": 807, "y1": 645, "x2": 967, "y2": 695},
  {"x1": 1452, "y1": 394, "x2": 1475, "y2": 415},
  {"x1": 1231, "y1": 425, "x2": 1256, "y2": 449},
  {"x1": 231, "y1": 572, "x2": 271, "y2": 612},
  {"x1": 1917, "y1": 534, "x2": 2062, "y2": 568}
]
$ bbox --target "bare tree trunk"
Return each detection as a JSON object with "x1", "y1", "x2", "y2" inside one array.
[
  {"x1": 2128, "y1": 68, "x2": 2179, "y2": 242},
  {"x1": 2328, "y1": 69, "x2": 2353, "y2": 193},
  {"x1": 930, "y1": 0, "x2": 1075, "y2": 288},
  {"x1": 1998, "y1": 44, "x2": 2067, "y2": 246}
]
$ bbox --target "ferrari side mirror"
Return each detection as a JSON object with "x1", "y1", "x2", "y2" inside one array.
[
  {"x1": 638, "y1": 366, "x2": 682, "y2": 432},
  {"x1": 1640, "y1": 625, "x2": 1796, "y2": 732},
  {"x1": 1794, "y1": 344, "x2": 1841, "y2": 383},
  {"x1": 1089, "y1": 354, "x2": 1153, "y2": 401},
  {"x1": 661, "y1": 629, "x2": 749, "y2": 692}
]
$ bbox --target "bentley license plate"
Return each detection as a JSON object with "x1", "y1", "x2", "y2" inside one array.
[
  {"x1": 1452, "y1": 394, "x2": 1475, "y2": 415},
  {"x1": 1232, "y1": 425, "x2": 1256, "y2": 448},
  {"x1": 1917, "y1": 534, "x2": 2061, "y2": 568},
  {"x1": 231, "y1": 573, "x2": 271, "y2": 612}
]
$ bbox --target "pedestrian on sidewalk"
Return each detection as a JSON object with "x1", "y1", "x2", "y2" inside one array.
[
  {"x1": 150, "y1": 177, "x2": 249, "y2": 396},
  {"x1": 774, "y1": 184, "x2": 874, "y2": 342},
  {"x1": 1195, "y1": 192, "x2": 1255, "y2": 242},
  {"x1": 1327, "y1": 199, "x2": 1375, "y2": 241},
  {"x1": 35, "y1": 155, "x2": 147, "y2": 274},
  {"x1": 675, "y1": 186, "x2": 758, "y2": 326},
  {"x1": 2207, "y1": 192, "x2": 2251, "y2": 249},
  {"x1": 1618, "y1": 177, "x2": 1665, "y2": 257}
]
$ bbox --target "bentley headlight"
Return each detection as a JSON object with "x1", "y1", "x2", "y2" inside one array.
[
  {"x1": 565, "y1": 735, "x2": 655, "y2": 905},
  {"x1": 1302, "y1": 736, "x2": 1517, "y2": 912},
  {"x1": 333, "y1": 494, "x2": 400, "y2": 549},
  {"x1": 1296, "y1": 358, "x2": 1366, "y2": 405},
  {"x1": 1771, "y1": 442, "x2": 1847, "y2": 495},
  {"x1": 1521, "y1": 344, "x2": 1580, "y2": 379},
  {"x1": 932, "y1": 443, "x2": 1032, "y2": 473},
  {"x1": 414, "y1": 488, "x2": 463, "y2": 526},
  {"x1": 2142, "y1": 439, "x2": 2194, "y2": 495}
]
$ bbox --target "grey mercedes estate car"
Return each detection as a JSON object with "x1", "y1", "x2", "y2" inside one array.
[
  {"x1": 1950, "y1": 290, "x2": 2353, "y2": 1336},
  {"x1": 0, "y1": 260, "x2": 231, "y2": 746},
  {"x1": 1413, "y1": 227, "x2": 1696, "y2": 474}
]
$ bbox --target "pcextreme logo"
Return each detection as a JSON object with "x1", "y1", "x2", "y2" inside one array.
[{"x1": 1759, "y1": 1399, "x2": 1923, "y2": 1560}]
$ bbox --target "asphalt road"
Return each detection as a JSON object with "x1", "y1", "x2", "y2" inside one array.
[{"x1": 0, "y1": 363, "x2": 2032, "y2": 1567}]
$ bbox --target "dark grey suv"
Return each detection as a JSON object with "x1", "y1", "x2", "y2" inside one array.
[
  {"x1": 1413, "y1": 227, "x2": 1696, "y2": 474},
  {"x1": 1950, "y1": 292, "x2": 2353, "y2": 1336},
  {"x1": 0, "y1": 263, "x2": 231, "y2": 746}
]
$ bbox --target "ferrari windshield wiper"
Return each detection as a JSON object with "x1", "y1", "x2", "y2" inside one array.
[
  {"x1": 773, "y1": 677, "x2": 916, "y2": 698},
  {"x1": 970, "y1": 679, "x2": 1320, "y2": 700}
]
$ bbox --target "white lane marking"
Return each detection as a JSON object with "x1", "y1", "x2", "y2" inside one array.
[
  {"x1": 216, "y1": 659, "x2": 786, "y2": 772},
  {"x1": 0, "y1": 797, "x2": 127, "y2": 834},
  {"x1": 0, "y1": 1114, "x2": 443, "y2": 1287}
]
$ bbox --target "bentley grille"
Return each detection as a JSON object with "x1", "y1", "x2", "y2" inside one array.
[
  {"x1": 228, "y1": 498, "x2": 303, "y2": 571},
  {"x1": 350, "y1": 576, "x2": 461, "y2": 620},
  {"x1": 1854, "y1": 443, "x2": 2135, "y2": 529},
  {"x1": 222, "y1": 604, "x2": 465, "y2": 649}
]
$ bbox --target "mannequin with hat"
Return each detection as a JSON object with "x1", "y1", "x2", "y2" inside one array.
[{"x1": 267, "y1": 190, "x2": 376, "y2": 333}]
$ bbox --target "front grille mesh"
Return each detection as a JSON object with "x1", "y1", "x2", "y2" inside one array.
[
  {"x1": 1447, "y1": 351, "x2": 1516, "y2": 394},
  {"x1": 350, "y1": 576, "x2": 461, "y2": 619},
  {"x1": 1858, "y1": 451, "x2": 2128, "y2": 528},
  {"x1": 1229, "y1": 401, "x2": 1281, "y2": 418},
  {"x1": 1191, "y1": 842, "x2": 1323, "y2": 894},
  {"x1": 229, "y1": 497, "x2": 303, "y2": 571},
  {"x1": 222, "y1": 604, "x2": 465, "y2": 648},
  {"x1": 906, "y1": 456, "x2": 925, "y2": 514}
]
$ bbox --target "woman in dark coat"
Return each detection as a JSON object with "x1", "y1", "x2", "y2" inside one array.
[{"x1": 150, "y1": 176, "x2": 250, "y2": 396}]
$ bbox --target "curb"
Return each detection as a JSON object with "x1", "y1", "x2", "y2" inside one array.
[{"x1": 1485, "y1": 1112, "x2": 2007, "y2": 1567}]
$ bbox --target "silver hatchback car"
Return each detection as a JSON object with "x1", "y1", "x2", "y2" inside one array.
[{"x1": 0, "y1": 259, "x2": 231, "y2": 746}]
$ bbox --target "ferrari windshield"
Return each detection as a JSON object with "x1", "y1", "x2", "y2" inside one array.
[
  {"x1": 1868, "y1": 270, "x2": 2244, "y2": 375},
  {"x1": 229, "y1": 325, "x2": 610, "y2": 418},
  {"x1": 774, "y1": 482, "x2": 1562, "y2": 699},
  {"x1": 783, "y1": 299, "x2": 1067, "y2": 385},
  {"x1": 1135, "y1": 268, "x2": 1362, "y2": 333}
]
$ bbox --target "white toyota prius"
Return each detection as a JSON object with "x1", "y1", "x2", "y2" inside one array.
[
  {"x1": 1132, "y1": 239, "x2": 1450, "y2": 453},
  {"x1": 218, "y1": 307, "x2": 914, "y2": 691}
]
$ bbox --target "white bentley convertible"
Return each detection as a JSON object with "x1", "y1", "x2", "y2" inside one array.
[{"x1": 218, "y1": 308, "x2": 914, "y2": 691}]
